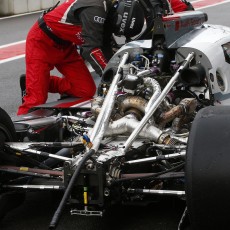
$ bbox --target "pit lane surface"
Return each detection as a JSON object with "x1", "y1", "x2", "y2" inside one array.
[{"x1": 0, "y1": 1, "x2": 230, "y2": 229}]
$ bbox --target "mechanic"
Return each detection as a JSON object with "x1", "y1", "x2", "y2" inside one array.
[{"x1": 17, "y1": 0, "x2": 193, "y2": 115}]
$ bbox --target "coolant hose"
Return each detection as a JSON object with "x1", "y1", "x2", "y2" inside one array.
[
  {"x1": 41, "y1": 148, "x2": 71, "y2": 168},
  {"x1": 49, "y1": 148, "x2": 96, "y2": 229}
]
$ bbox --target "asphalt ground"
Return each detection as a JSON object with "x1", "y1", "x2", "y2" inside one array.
[
  {"x1": 0, "y1": 191, "x2": 186, "y2": 230},
  {"x1": 0, "y1": 1, "x2": 230, "y2": 229}
]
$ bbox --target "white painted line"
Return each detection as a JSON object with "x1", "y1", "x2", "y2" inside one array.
[
  {"x1": 196, "y1": 0, "x2": 230, "y2": 10},
  {"x1": 0, "y1": 40, "x2": 26, "y2": 49},
  {"x1": 0, "y1": 54, "x2": 25, "y2": 64}
]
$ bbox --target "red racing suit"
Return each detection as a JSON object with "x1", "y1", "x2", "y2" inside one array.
[{"x1": 18, "y1": 0, "x2": 112, "y2": 115}]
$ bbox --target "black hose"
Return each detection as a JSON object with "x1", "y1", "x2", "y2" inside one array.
[
  {"x1": 41, "y1": 148, "x2": 71, "y2": 168},
  {"x1": 49, "y1": 149, "x2": 95, "y2": 229}
]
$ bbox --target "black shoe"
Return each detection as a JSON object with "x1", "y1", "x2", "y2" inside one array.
[
  {"x1": 59, "y1": 93, "x2": 70, "y2": 100},
  {"x1": 20, "y1": 74, "x2": 26, "y2": 103}
]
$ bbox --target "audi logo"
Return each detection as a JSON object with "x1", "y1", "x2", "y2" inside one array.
[{"x1": 94, "y1": 16, "x2": 105, "y2": 24}]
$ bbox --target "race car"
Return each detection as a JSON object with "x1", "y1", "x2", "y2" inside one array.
[{"x1": 1, "y1": 7, "x2": 230, "y2": 230}]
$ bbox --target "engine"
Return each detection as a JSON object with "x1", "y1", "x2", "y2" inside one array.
[{"x1": 63, "y1": 39, "x2": 213, "y2": 216}]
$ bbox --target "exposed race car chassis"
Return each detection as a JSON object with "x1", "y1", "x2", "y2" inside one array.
[{"x1": 1, "y1": 10, "x2": 230, "y2": 230}]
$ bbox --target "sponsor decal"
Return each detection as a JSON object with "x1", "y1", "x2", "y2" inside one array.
[
  {"x1": 119, "y1": 12, "x2": 129, "y2": 33},
  {"x1": 164, "y1": 15, "x2": 205, "y2": 31},
  {"x1": 180, "y1": 18, "x2": 203, "y2": 28},
  {"x1": 94, "y1": 16, "x2": 105, "y2": 24},
  {"x1": 75, "y1": 32, "x2": 84, "y2": 43},
  {"x1": 130, "y1": 17, "x2": 136, "y2": 29},
  {"x1": 173, "y1": 18, "x2": 204, "y2": 31}
]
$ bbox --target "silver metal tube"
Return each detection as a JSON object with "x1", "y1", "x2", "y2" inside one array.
[
  {"x1": 90, "y1": 52, "x2": 129, "y2": 150},
  {"x1": 137, "y1": 69, "x2": 151, "y2": 77},
  {"x1": 28, "y1": 141, "x2": 82, "y2": 148},
  {"x1": 8, "y1": 144, "x2": 71, "y2": 161},
  {"x1": 7, "y1": 142, "x2": 80, "y2": 148},
  {"x1": 127, "y1": 188, "x2": 185, "y2": 196},
  {"x1": 104, "y1": 115, "x2": 162, "y2": 141},
  {"x1": 92, "y1": 109, "x2": 114, "y2": 151},
  {"x1": 62, "y1": 115, "x2": 86, "y2": 123},
  {"x1": 2, "y1": 185, "x2": 64, "y2": 190},
  {"x1": 122, "y1": 52, "x2": 195, "y2": 153},
  {"x1": 126, "y1": 151, "x2": 186, "y2": 164},
  {"x1": 24, "y1": 149, "x2": 71, "y2": 161}
]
